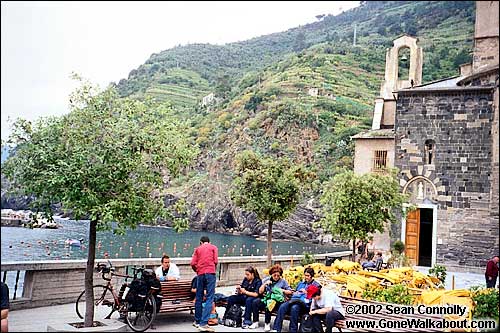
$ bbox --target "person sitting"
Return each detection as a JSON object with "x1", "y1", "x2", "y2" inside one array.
[
  {"x1": 307, "y1": 285, "x2": 345, "y2": 333},
  {"x1": 273, "y1": 267, "x2": 321, "y2": 333},
  {"x1": 250, "y1": 264, "x2": 293, "y2": 331},
  {"x1": 155, "y1": 254, "x2": 180, "y2": 281},
  {"x1": 362, "y1": 251, "x2": 383, "y2": 270},
  {"x1": 223, "y1": 266, "x2": 262, "y2": 328},
  {"x1": 1, "y1": 282, "x2": 8, "y2": 333}
]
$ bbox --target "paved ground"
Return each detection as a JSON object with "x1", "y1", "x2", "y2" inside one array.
[{"x1": 8, "y1": 272, "x2": 494, "y2": 332}]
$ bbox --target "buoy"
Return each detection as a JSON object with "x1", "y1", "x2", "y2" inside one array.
[{"x1": 65, "y1": 239, "x2": 81, "y2": 247}]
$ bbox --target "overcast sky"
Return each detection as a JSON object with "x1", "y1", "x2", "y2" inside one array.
[{"x1": 1, "y1": 1, "x2": 360, "y2": 140}]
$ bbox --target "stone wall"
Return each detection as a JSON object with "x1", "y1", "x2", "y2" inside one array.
[
  {"x1": 353, "y1": 138, "x2": 395, "y2": 175},
  {"x1": 395, "y1": 87, "x2": 499, "y2": 269}
]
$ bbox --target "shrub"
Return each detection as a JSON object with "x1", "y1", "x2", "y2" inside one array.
[
  {"x1": 428, "y1": 264, "x2": 447, "y2": 286},
  {"x1": 300, "y1": 252, "x2": 316, "y2": 266},
  {"x1": 393, "y1": 240, "x2": 405, "y2": 255},
  {"x1": 470, "y1": 286, "x2": 499, "y2": 322},
  {"x1": 362, "y1": 284, "x2": 415, "y2": 305}
]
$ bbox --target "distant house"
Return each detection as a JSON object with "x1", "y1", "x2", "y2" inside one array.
[{"x1": 201, "y1": 93, "x2": 215, "y2": 107}]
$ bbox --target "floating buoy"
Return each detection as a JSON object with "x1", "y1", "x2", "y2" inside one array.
[{"x1": 65, "y1": 239, "x2": 81, "y2": 247}]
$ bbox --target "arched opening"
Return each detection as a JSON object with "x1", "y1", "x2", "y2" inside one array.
[
  {"x1": 424, "y1": 139, "x2": 435, "y2": 165},
  {"x1": 398, "y1": 47, "x2": 411, "y2": 80}
]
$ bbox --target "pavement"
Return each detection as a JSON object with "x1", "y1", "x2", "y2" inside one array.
[{"x1": 8, "y1": 271, "x2": 494, "y2": 332}]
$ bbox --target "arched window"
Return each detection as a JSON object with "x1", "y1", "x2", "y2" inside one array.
[
  {"x1": 398, "y1": 47, "x2": 411, "y2": 80},
  {"x1": 424, "y1": 140, "x2": 435, "y2": 165}
]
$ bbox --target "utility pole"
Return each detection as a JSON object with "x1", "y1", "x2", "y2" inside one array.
[{"x1": 353, "y1": 24, "x2": 357, "y2": 47}]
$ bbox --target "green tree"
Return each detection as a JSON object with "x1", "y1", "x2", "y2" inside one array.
[
  {"x1": 3, "y1": 75, "x2": 197, "y2": 327},
  {"x1": 319, "y1": 170, "x2": 408, "y2": 260},
  {"x1": 230, "y1": 150, "x2": 313, "y2": 267}
]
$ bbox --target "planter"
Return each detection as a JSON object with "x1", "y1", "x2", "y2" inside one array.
[{"x1": 47, "y1": 319, "x2": 127, "y2": 332}]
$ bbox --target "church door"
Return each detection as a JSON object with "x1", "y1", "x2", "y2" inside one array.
[{"x1": 405, "y1": 209, "x2": 420, "y2": 265}]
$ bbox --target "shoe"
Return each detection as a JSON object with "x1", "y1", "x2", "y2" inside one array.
[
  {"x1": 242, "y1": 324, "x2": 249, "y2": 329},
  {"x1": 193, "y1": 322, "x2": 200, "y2": 328},
  {"x1": 198, "y1": 325, "x2": 215, "y2": 332},
  {"x1": 264, "y1": 323, "x2": 271, "y2": 331},
  {"x1": 249, "y1": 322, "x2": 259, "y2": 329},
  {"x1": 270, "y1": 330, "x2": 277, "y2": 333}
]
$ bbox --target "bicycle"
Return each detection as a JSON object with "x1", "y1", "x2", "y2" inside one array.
[{"x1": 75, "y1": 260, "x2": 157, "y2": 332}]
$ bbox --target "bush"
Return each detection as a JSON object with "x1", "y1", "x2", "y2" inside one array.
[
  {"x1": 300, "y1": 252, "x2": 315, "y2": 266},
  {"x1": 362, "y1": 284, "x2": 415, "y2": 305},
  {"x1": 428, "y1": 264, "x2": 447, "y2": 286},
  {"x1": 393, "y1": 240, "x2": 405, "y2": 254},
  {"x1": 470, "y1": 286, "x2": 499, "y2": 322}
]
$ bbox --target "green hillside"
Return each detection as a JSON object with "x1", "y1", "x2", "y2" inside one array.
[{"x1": 112, "y1": 1, "x2": 476, "y2": 212}]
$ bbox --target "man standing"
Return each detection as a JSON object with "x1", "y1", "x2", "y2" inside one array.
[
  {"x1": 191, "y1": 236, "x2": 218, "y2": 332},
  {"x1": 155, "y1": 255, "x2": 181, "y2": 281},
  {"x1": 485, "y1": 255, "x2": 499, "y2": 288}
]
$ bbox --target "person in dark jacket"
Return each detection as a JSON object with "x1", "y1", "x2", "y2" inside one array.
[
  {"x1": 485, "y1": 255, "x2": 499, "y2": 288},
  {"x1": 1, "y1": 282, "x2": 9, "y2": 333},
  {"x1": 224, "y1": 266, "x2": 262, "y2": 328}
]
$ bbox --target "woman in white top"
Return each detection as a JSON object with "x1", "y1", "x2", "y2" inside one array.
[
  {"x1": 155, "y1": 255, "x2": 181, "y2": 281},
  {"x1": 306, "y1": 285, "x2": 345, "y2": 333}
]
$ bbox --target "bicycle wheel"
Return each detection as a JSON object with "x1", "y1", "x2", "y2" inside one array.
[
  {"x1": 75, "y1": 285, "x2": 117, "y2": 320},
  {"x1": 126, "y1": 294, "x2": 156, "y2": 332}
]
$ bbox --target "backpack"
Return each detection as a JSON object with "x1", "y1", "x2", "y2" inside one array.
[
  {"x1": 142, "y1": 271, "x2": 162, "y2": 312},
  {"x1": 299, "y1": 314, "x2": 314, "y2": 333},
  {"x1": 126, "y1": 278, "x2": 149, "y2": 312},
  {"x1": 222, "y1": 304, "x2": 243, "y2": 327}
]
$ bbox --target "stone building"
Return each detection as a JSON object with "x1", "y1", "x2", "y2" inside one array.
[{"x1": 353, "y1": 1, "x2": 499, "y2": 272}]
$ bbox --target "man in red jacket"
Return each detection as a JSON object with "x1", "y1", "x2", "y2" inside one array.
[
  {"x1": 191, "y1": 236, "x2": 218, "y2": 332},
  {"x1": 485, "y1": 255, "x2": 499, "y2": 288}
]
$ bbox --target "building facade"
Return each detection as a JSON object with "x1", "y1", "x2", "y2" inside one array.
[{"x1": 353, "y1": 1, "x2": 499, "y2": 272}]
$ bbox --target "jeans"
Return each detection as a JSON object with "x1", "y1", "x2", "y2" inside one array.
[
  {"x1": 194, "y1": 273, "x2": 216, "y2": 326},
  {"x1": 273, "y1": 300, "x2": 307, "y2": 333},
  {"x1": 252, "y1": 297, "x2": 282, "y2": 324},
  {"x1": 311, "y1": 310, "x2": 345, "y2": 333},
  {"x1": 225, "y1": 294, "x2": 258, "y2": 325}
]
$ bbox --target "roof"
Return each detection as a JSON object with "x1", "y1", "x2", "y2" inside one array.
[{"x1": 352, "y1": 128, "x2": 395, "y2": 139}]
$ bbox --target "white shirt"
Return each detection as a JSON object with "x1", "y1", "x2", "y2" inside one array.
[
  {"x1": 155, "y1": 262, "x2": 180, "y2": 280},
  {"x1": 311, "y1": 288, "x2": 345, "y2": 317}
]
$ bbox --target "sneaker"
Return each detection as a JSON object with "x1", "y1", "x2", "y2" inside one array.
[
  {"x1": 193, "y1": 322, "x2": 200, "y2": 328},
  {"x1": 242, "y1": 324, "x2": 250, "y2": 329},
  {"x1": 198, "y1": 325, "x2": 215, "y2": 332},
  {"x1": 249, "y1": 322, "x2": 259, "y2": 329},
  {"x1": 264, "y1": 323, "x2": 271, "y2": 332}
]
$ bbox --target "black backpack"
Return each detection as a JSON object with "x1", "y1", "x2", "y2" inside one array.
[
  {"x1": 126, "y1": 278, "x2": 149, "y2": 312},
  {"x1": 222, "y1": 304, "x2": 243, "y2": 327},
  {"x1": 299, "y1": 314, "x2": 314, "y2": 333},
  {"x1": 142, "y1": 269, "x2": 162, "y2": 312}
]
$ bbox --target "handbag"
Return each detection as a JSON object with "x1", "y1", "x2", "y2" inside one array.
[{"x1": 298, "y1": 314, "x2": 314, "y2": 333}]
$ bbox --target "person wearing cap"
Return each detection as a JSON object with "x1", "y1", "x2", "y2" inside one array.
[{"x1": 307, "y1": 284, "x2": 345, "y2": 333}]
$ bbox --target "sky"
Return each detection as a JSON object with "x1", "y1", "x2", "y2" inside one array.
[{"x1": 1, "y1": 1, "x2": 360, "y2": 140}]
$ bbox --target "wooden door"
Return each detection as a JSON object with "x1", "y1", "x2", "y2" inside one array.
[{"x1": 405, "y1": 209, "x2": 420, "y2": 266}]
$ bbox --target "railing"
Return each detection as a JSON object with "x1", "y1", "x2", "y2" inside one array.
[{"x1": 1, "y1": 251, "x2": 352, "y2": 310}]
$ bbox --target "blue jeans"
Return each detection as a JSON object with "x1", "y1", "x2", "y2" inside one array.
[
  {"x1": 194, "y1": 273, "x2": 216, "y2": 326},
  {"x1": 273, "y1": 301, "x2": 307, "y2": 333},
  {"x1": 225, "y1": 294, "x2": 258, "y2": 325}
]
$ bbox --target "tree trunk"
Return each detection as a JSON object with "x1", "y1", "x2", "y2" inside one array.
[
  {"x1": 267, "y1": 220, "x2": 273, "y2": 268},
  {"x1": 84, "y1": 219, "x2": 97, "y2": 327},
  {"x1": 352, "y1": 239, "x2": 356, "y2": 262}
]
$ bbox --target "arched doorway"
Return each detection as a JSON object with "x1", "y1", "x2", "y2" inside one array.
[{"x1": 401, "y1": 177, "x2": 438, "y2": 266}]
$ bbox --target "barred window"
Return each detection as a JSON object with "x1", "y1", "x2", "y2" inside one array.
[
  {"x1": 373, "y1": 150, "x2": 388, "y2": 171},
  {"x1": 424, "y1": 140, "x2": 435, "y2": 165}
]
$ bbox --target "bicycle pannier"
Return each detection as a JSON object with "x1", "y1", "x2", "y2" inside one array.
[{"x1": 126, "y1": 278, "x2": 149, "y2": 311}]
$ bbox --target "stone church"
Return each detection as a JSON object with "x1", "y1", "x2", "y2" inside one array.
[{"x1": 353, "y1": 1, "x2": 499, "y2": 272}]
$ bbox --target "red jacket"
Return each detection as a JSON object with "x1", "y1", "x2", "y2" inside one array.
[
  {"x1": 191, "y1": 242, "x2": 218, "y2": 275},
  {"x1": 485, "y1": 260, "x2": 499, "y2": 278}
]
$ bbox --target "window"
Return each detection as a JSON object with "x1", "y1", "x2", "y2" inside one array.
[
  {"x1": 424, "y1": 140, "x2": 435, "y2": 165},
  {"x1": 373, "y1": 150, "x2": 388, "y2": 171}
]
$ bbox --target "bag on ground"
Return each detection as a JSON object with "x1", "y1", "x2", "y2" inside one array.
[
  {"x1": 222, "y1": 304, "x2": 243, "y2": 327},
  {"x1": 299, "y1": 314, "x2": 314, "y2": 333}
]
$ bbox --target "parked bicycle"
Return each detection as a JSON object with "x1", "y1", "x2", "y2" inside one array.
[{"x1": 75, "y1": 260, "x2": 158, "y2": 332}]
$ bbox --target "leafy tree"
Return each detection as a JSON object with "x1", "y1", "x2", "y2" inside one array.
[
  {"x1": 319, "y1": 170, "x2": 408, "y2": 260},
  {"x1": 2, "y1": 75, "x2": 197, "y2": 327},
  {"x1": 230, "y1": 150, "x2": 314, "y2": 266},
  {"x1": 293, "y1": 32, "x2": 307, "y2": 52}
]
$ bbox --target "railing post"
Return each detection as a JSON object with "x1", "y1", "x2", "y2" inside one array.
[
  {"x1": 13, "y1": 270, "x2": 20, "y2": 300},
  {"x1": 2, "y1": 271, "x2": 6, "y2": 283}
]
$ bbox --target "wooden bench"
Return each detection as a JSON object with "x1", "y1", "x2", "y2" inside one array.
[{"x1": 158, "y1": 280, "x2": 195, "y2": 313}]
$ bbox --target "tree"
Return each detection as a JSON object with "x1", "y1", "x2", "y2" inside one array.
[
  {"x1": 230, "y1": 150, "x2": 314, "y2": 267},
  {"x1": 293, "y1": 32, "x2": 307, "y2": 52},
  {"x1": 2, "y1": 75, "x2": 197, "y2": 327},
  {"x1": 318, "y1": 170, "x2": 408, "y2": 260}
]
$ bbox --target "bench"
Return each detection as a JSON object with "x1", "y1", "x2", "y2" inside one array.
[{"x1": 158, "y1": 280, "x2": 195, "y2": 313}]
